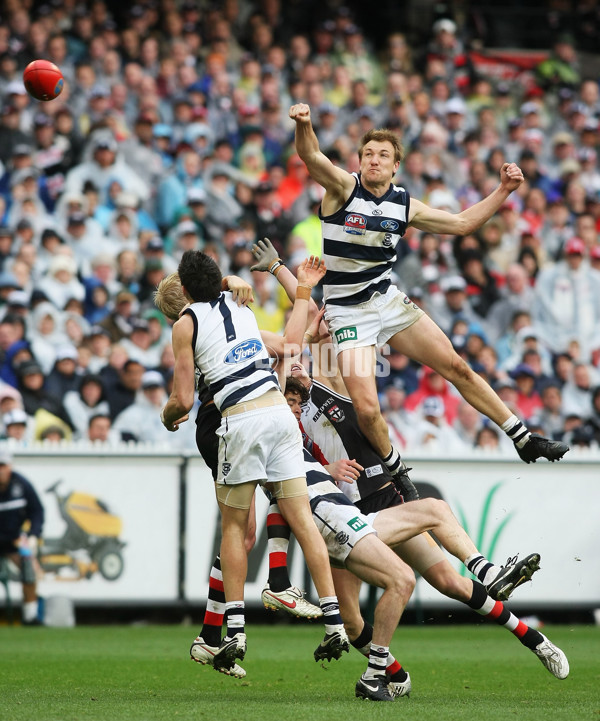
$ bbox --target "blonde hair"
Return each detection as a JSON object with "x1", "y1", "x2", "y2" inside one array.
[{"x1": 154, "y1": 272, "x2": 186, "y2": 321}]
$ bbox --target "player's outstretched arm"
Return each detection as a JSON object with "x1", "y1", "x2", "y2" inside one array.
[{"x1": 409, "y1": 162, "x2": 524, "y2": 236}]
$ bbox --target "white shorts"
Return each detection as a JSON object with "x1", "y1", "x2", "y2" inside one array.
[
  {"x1": 216, "y1": 403, "x2": 305, "y2": 485},
  {"x1": 312, "y1": 500, "x2": 376, "y2": 567},
  {"x1": 325, "y1": 285, "x2": 424, "y2": 353}
]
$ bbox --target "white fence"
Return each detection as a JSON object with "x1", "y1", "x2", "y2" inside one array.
[{"x1": 3, "y1": 446, "x2": 599, "y2": 610}]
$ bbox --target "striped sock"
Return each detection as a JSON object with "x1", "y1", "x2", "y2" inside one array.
[
  {"x1": 319, "y1": 596, "x2": 344, "y2": 634},
  {"x1": 224, "y1": 601, "x2": 245, "y2": 640},
  {"x1": 467, "y1": 581, "x2": 543, "y2": 649},
  {"x1": 464, "y1": 553, "x2": 501, "y2": 586},
  {"x1": 267, "y1": 501, "x2": 291, "y2": 592},
  {"x1": 350, "y1": 622, "x2": 408, "y2": 682},
  {"x1": 364, "y1": 645, "x2": 389, "y2": 680},
  {"x1": 200, "y1": 556, "x2": 225, "y2": 646},
  {"x1": 382, "y1": 446, "x2": 402, "y2": 475},
  {"x1": 501, "y1": 414, "x2": 531, "y2": 448}
]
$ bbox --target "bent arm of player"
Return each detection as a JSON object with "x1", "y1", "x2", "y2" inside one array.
[
  {"x1": 260, "y1": 255, "x2": 326, "y2": 361},
  {"x1": 290, "y1": 103, "x2": 355, "y2": 211},
  {"x1": 161, "y1": 314, "x2": 196, "y2": 431},
  {"x1": 251, "y1": 237, "x2": 322, "y2": 327},
  {"x1": 409, "y1": 162, "x2": 524, "y2": 236},
  {"x1": 222, "y1": 274, "x2": 255, "y2": 306}
]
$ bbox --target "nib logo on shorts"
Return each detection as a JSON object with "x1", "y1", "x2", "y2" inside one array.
[{"x1": 334, "y1": 326, "x2": 357, "y2": 344}]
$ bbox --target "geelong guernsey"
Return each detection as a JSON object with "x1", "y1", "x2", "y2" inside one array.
[
  {"x1": 320, "y1": 172, "x2": 410, "y2": 306},
  {"x1": 300, "y1": 378, "x2": 394, "y2": 504},
  {"x1": 303, "y1": 449, "x2": 357, "y2": 513},
  {"x1": 184, "y1": 292, "x2": 279, "y2": 412}
]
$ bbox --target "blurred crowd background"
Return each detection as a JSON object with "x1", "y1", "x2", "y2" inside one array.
[{"x1": 1, "y1": 0, "x2": 600, "y2": 453}]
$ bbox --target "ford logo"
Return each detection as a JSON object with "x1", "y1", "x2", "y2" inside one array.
[
  {"x1": 225, "y1": 339, "x2": 262, "y2": 364},
  {"x1": 381, "y1": 219, "x2": 399, "y2": 231}
]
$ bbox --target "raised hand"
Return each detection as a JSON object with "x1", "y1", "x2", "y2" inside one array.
[
  {"x1": 297, "y1": 255, "x2": 326, "y2": 289},
  {"x1": 499, "y1": 162, "x2": 524, "y2": 192},
  {"x1": 250, "y1": 237, "x2": 280, "y2": 272}
]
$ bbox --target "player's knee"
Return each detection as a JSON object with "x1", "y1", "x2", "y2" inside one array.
[
  {"x1": 388, "y1": 564, "x2": 415, "y2": 600},
  {"x1": 353, "y1": 398, "x2": 382, "y2": 426},
  {"x1": 427, "y1": 497, "x2": 452, "y2": 523},
  {"x1": 432, "y1": 567, "x2": 469, "y2": 601}
]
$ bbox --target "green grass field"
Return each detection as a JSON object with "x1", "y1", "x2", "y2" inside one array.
[{"x1": 0, "y1": 624, "x2": 597, "y2": 721}]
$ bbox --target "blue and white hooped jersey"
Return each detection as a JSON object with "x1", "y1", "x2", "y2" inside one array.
[
  {"x1": 184, "y1": 292, "x2": 279, "y2": 412},
  {"x1": 320, "y1": 173, "x2": 410, "y2": 306},
  {"x1": 303, "y1": 449, "x2": 356, "y2": 514}
]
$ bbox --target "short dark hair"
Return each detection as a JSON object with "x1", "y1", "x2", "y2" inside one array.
[
  {"x1": 284, "y1": 376, "x2": 309, "y2": 403},
  {"x1": 358, "y1": 128, "x2": 404, "y2": 164},
  {"x1": 178, "y1": 250, "x2": 222, "y2": 302},
  {"x1": 89, "y1": 413, "x2": 111, "y2": 427}
]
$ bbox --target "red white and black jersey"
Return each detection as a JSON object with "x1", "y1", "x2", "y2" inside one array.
[{"x1": 300, "y1": 378, "x2": 394, "y2": 505}]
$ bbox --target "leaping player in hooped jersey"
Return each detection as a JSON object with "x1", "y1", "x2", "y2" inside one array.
[
  {"x1": 289, "y1": 103, "x2": 569, "y2": 476},
  {"x1": 160, "y1": 250, "x2": 350, "y2": 674}
]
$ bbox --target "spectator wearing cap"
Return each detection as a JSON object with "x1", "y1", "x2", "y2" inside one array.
[
  {"x1": 430, "y1": 273, "x2": 480, "y2": 336},
  {"x1": 424, "y1": 17, "x2": 471, "y2": 95},
  {"x1": 412, "y1": 394, "x2": 467, "y2": 452},
  {"x1": 405, "y1": 366, "x2": 461, "y2": 425},
  {"x1": 509, "y1": 363, "x2": 543, "y2": 420},
  {"x1": 2, "y1": 408, "x2": 31, "y2": 442},
  {"x1": 114, "y1": 369, "x2": 195, "y2": 448},
  {"x1": 63, "y1": 373, "x2": 110, "y2": 440},
  {"x1": 533, "y1": 235, "x2": 600, "y2": 358},
  {"x1": 15, "y1": 357, "x2": 74, "y2": 432},
  {"x1": 45, "y1": 345, "x2": 81, "y2": 398},
  {"x1": 169, "y1": 220, "x2": 202, "y2": 264},
  {"x1": 63, "y1": 131, "x2": 150, "y2": 206},
  {"x1": 246, "y1": 180, "x2": 294, "y2": 254},
  {"x1": 142, "y1": 235, "x2": 177, "y2": 275}
]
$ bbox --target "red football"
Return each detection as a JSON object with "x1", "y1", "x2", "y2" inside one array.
[{"x1": 23, "y1": 59, "x2": 64, "y2": 101}]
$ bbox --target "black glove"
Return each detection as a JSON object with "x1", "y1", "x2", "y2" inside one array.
[{"x1": 392, "y1": 462, "x2": 419, "y2": 502}]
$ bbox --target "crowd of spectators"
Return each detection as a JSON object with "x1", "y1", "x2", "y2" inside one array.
[{"x1": 0, "y1": 0, "x2": 600, "y2": 452}]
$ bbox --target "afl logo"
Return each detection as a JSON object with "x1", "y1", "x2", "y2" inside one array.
[
  {"x1": 344, "y1": 213, "x2": 367, "y2": 235},
  {"x1": 224, "y1": 339, "x2": 262, "y2": 364},
  {"x1": 380, "y1": 219, "x2": 399, "y2": 231}
]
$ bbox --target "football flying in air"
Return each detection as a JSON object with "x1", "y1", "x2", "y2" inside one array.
[{"x1": 23, "y1": 59, "x2": 64, "y2": 101}]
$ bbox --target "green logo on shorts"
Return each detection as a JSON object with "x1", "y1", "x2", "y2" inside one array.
[
  {"x1": 348, "y1": 516, "x2": 366, "y2": 532},
  {"x1": 335, "y1": 326, "x2": 357, "y2": 344}
]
